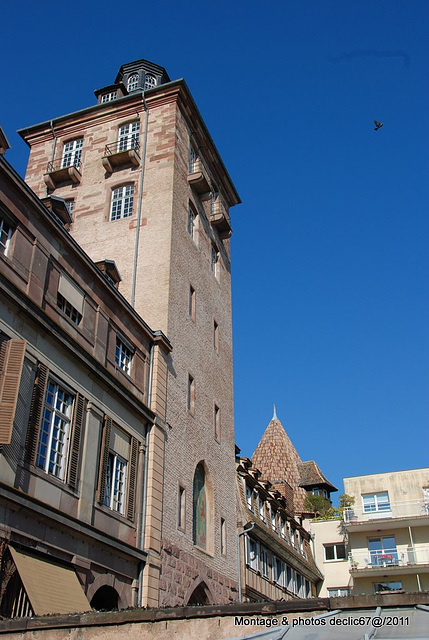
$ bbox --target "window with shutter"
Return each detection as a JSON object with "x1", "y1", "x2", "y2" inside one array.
[
  {"x1": 25, "y1": 364, "x2": 85, "y2": 487},
  {"x1": 97, "y1": 416, "x2": 138, "y2": 520},
  {"x1": 0, "y1": 339, "x2": 26, "y2": 445}
]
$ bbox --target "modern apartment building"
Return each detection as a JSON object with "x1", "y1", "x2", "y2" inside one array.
[
  {"x1": 310, "y1": 467, "x2": 429, "y2": 597},
  {"x1": 18, "y1": 58, "x2": 241, "y2": 606},
  {"x1": 343, "y1": 468, "x2": 429, "y2": 594},
  {"x1": 0, "y1": 153, "x2": 171, "y2": 615}
]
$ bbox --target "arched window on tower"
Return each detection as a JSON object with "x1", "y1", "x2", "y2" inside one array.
[
  {"x1": 127, "y1": 73, "x2": 139, "y2": 92},
  {"x1": 144, "y1": 74, "x2": 157, "y2": 90},
  {"x1": 193, "y1": 464, "x2": 207, "y2": 548}
]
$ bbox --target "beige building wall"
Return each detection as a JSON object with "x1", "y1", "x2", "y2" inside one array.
[
  {"x1": 308, "y1": 520, "x2": 351, "y2": 597},
  {"x1": 20, "y1": 65, "x2": 240, "y2": 606},
  {"x1": 343, "y1": 468, "x2": 429, "y2": 596}
]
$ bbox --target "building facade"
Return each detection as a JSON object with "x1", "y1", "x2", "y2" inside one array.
[
  {"x1": 0, "y1": 153, "x2": 171, "y2": 615},
  {"x1": 236, "y1": 456, "x2": 322, "y2": 602},
  {"x1": 18, "y1": 58, "x2": 241, "y2": 606},
  {"x1": 343, "y1": 468, "x2": 429, "y2": 594},
  {"x1": 309, "y1": 467, "x2": 429, "y2": 597}
]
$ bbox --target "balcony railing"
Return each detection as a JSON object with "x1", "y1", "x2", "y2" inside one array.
[
  {"x1": 211, "y1": 195, "x2": 232, "y2": 238},
  {"x1": 187, "y1": 157, "x2": 210, "y2": 193},
  {"x1": 344, "y1": 499, "x2": 429, "y2": 523},
  {"x1": 44, "y1": 159, "x2": 82, "y2": 189},
  {"x1": 102, "y1": 140, "x2": 140, "y2": 173},
  {"x1": 349, "y1": 545, "x2": 429, "y2": 570}
]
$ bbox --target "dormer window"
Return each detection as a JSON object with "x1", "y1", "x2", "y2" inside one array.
[
  {"x1": 101, "y1": 91, "x2": 117, "y2": 103},
  {"x1": 127, "y1": 73, "x2": 139, "y2": 91},
  {"x1": 144, "y1": 74, "x2": 156, "y2": 90}
]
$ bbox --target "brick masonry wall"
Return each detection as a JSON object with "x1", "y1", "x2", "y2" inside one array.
[{"x1": 159, "y1": 538, "x2": 237, "y2": 607}]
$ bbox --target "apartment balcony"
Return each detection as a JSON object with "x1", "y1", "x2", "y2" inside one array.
[
  {"x1": 348, "y1": 545, "x2": 429, "y2": 577},
  {"x1": 344, "y1": 499, "x2": 429, "y2": 531},
  {"x1": 211, "y1": 195, "x2": 232, "y2": 238},
  {"x1": 187, "y1": 157, "x2": 210, "y2": 194},
  {"x1": 102, "y1": 140, "x2": 140, "y2": 173},
  {"x1": 43, "y1": 159, "x2": 82, "y2": 190}
]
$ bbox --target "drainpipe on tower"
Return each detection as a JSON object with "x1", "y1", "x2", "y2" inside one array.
[{"x1": 131, "y1": 93, "x2": 149, "y2": 309}]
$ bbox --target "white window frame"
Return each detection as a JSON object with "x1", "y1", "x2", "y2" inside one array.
[
  {"x1": 118, "y1": 121, "x2": 140, "y2": 151},
  {"x1": 144, "y1": 74, "x2": 156, "y2": 90},
  {"x1": 247, "y1": 537, "x2": 259, "y2": 571},
  {"x1": 127, "y1": 73, "x2": 139, "y2": 91},
  {"x1": 362, "y1": 491, "x2": 390, "y2": 513},
  {"x1": 101, "y1": 91, "x2": 117, "y2": 103},
  {"x1": 61, "y1": 138, "x2": 83, "y2": 169},
  {"x1": 187, "y1": 206, "x2": 197, "y2": 242},
  {"x1": 110, "y1": 185, "x2": 134, "y2": 221},
  {"x1": 324, "y1": 543, "x2": 347, "y2": 562},
  {"x1": 115, "y1": 336, "x2": 133, "y2": 374},
  {"x1": 0, "y1": 217, "x2": 13, "y2": 256},
  {"x1": 260, "y1": 545, "x2": 269, "y2": 578},
  {"x1": 259, "y1": 496, "x2": 265, "y2": 522},
  {"x1": 286, "y1": 565, "x2": 295, "y2": 593},
  {"x1": 189, "y1": 145, "x2": 197, "y2": 173},
  {"x1": 328, "y1": 587, "x2": 350, "y2": 597},
  {"x1": 104, "y1": 451, "x2": 127, "y2": 514},
  {"x1": 211, "y1": 245, "x2": 219, "y2": 278},
  {"x1": 246, "y1": 484, "x2": 253, "y2": 510},
  {"x1": 35, "y1": 377, "x2": 74, "y2": 480},
  {"x1": 273, "y1": 556, "x2": 285, "y2": 586}
]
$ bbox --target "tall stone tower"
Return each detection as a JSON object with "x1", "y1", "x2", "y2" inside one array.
[{"x1": 19, "y1": 58, "x2": 240, "y2": 606}]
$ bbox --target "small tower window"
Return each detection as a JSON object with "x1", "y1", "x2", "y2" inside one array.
[
  {"x1": 110, "y1": 185, "x2": 135, "y2": 221},
  {"x1": 144, "y1": 74, "x2": 157, "y2": 90},
  {"x1": 127, "y1": 73, "x2": 139, "y2": 92}
]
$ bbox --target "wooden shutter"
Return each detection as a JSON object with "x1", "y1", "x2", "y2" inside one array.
[
  {"x1": 127, "y1": 436, "x2": 139, "y2": 521},
  {"x1": 24, "y1": 363, "x2": 49, "y2": 464},
  {"x1": 67, "y1": 393, "x2": 85, "y2": 490},
  {"x1": 97, "y1": 415, "x2": 112, "y2": 504},
  {"x1": 0, "y1": 339, "x2": 26, "y2": 445}
]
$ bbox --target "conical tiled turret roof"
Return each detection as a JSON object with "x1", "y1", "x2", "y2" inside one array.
[
  {"x1": 251, "y1": 410, "x2": 308, "y2": 513},
  {"x1": 251, "y1": 409, "x2": 336, "y2": 514}
]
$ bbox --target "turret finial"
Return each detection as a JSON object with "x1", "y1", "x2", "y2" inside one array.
[{"x1": 272, "y1": 404, "x2": 278, "y2": 420}]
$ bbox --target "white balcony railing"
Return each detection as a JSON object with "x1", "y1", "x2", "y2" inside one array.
[
  {"x1": 348, "y1": 545, "x2": 429, "y2": 570},
  {"x1": 344, "y1": 499, "x2": 429, "y2": 523}
]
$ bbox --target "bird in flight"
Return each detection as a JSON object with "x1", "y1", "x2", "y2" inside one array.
[{"x1": 374, "y1": 120, "x2": 383, "y2": 130}]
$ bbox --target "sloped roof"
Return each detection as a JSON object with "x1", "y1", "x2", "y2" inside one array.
[
  {"x1": 251, "y1": 415, "x2": 308, "y2": 514},
  {"x1": 251, "y1": 412, "x2": 336, "y2": 515},
  {"x1": 299, "y1": 460, "x2": 338, "y2": 492}
]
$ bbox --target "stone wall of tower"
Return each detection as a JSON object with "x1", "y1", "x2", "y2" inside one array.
[
  {"x1": 157, "y1": 102, "x2": 237, "y2": 605},
  {"x1": 20, "y1": 79, "x2": 239, "y2": 606}
]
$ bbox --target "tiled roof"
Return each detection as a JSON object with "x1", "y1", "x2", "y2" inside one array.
[
  {"x1": 298, "y1": 460, "x2": 338, "y2": 492},
  {"x1": 251, "y1": 414, "x2": 336, "y2": 514},
  {"x1": 251, "y1": 416, "x2": 308, "y2": 513}
]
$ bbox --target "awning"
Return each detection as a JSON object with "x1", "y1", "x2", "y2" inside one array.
[{"x1": 9, "y1": 547, "x2": 91, "y2": 615}]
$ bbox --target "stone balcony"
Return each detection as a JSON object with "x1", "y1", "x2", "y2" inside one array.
[
  {"x1": 102, "y1": 140, "x2": 140, "y2": 173},
  {"x1": 187, "y1": 157, "x2": 210, "y2": 194},
  {"x1": 210, "y1": 195, "x2": 232, "y2": 238},
  {"x1": 43, "y1": 159, "x2": 82, "y2": 190}
]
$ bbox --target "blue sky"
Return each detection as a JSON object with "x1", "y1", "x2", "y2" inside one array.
[{"x1": 2, "y1": 1, "x2": 428, "y2": 500}]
